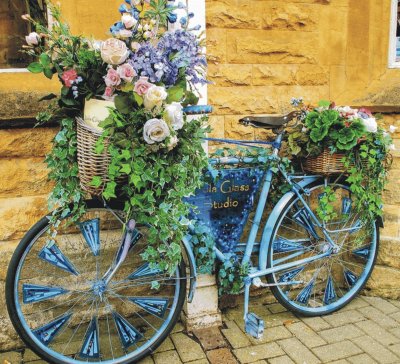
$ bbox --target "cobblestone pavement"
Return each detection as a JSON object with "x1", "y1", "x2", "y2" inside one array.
[{"x1": 1, "y1": 295, "x2": 400, "y2": 364}]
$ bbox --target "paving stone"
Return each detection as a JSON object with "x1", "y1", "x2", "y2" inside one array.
[
  {"x1": 268, "y1": 355, "x2": 295, "y2": 364},
  {"x1": 319, "y1": 324, "x2": 364, "y2": 343},
  {"x1": 193, "y1": 327, "x2": 227, "y2": 351},
  {"x1": 388, "y1": 343, "x2": 400, "y2": 356},
  {"x1": 322, "y1": 310, "x2": 365, "y2": 327},
  {"x1": 171, "y1": 332, "x2": 206, "y2": 362},
  {"x1": 357, "y1": 306, "x2": 399, "y2": 330},
  {"x1": 355, "y1": 320, "x2": 400, "y2": 346},
  {"x1": 172, "y1": 322, "x2": 185, "y2": 333},
  {"x1": 347, "y1": 353, "x2": 377, "y2": 364},
  {"x1": 261, "y1": 312, "x2": 300, "y2": 328},
  {"x1": 138, "y1": 356, "x2": 155, "y2": 364},
  {"x1": 389, "y1": 311, "x2": 400, "y2": 323},
  {"x1": 249, "y1": 326, "x2": 292, "y2": 345},
  {"x1": 286, "y1": 321, "x2": 326, "y2": 348},
  {"x1": 155, "y1": 336, "x2": 175, "y2": 353},
  {"x1": 388, "y1": 299, "x2": 400, "y2": 309},
  {"x1": 390, "y1": 327, "x2": 400, "y2": 339},
  {"x1": 312, "y1": 341, "x2": 362, "y2": 362},
  {"x1": 362, "y1": 296, "x2": 399, "y2": 314},
  {"x1": 278, "y1": 337, "x2": 321, "y2": 364},
  {"x1": 301, "y1": 317, "x2": 331, "y2": 331},
  {"x1": 234, "y1": 342, "x2": 284, "y2": 363},
  {"x1": 207, "y1": 348, "x2": 237, "y2": 364},
  {"x1": 340, "y1": 297, "x2": 369, "y2": 312},
  {"x1": 154, "y1": 350, "x2": 182, "y2": 364},
  {"x1": 22, "y1": 350, "x2": 40, "y2": 362},
  {"x1": 222, "y1": 320, "x2": 251, "y2": 348},
  {"x1": 0, "y1": 351, "x2": 22, "y2": 364},
  {"x1": 189, "y1": 359, "x2": 210, "y2": 364},
  {"x1": 352, "y1": 336, "x2": 399, "y2": 364},
  {"x1": 326, "y1": 360, "x2": 349, "y2": 364},
  {"x1": 268, "y1": 303, "x2": 287, "y2": 314}
]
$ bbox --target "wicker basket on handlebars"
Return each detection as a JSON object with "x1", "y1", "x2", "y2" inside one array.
[
  {"x1": 77, "y1": 117, "x2": 127, "y2": 196},
  {"x1": 302, "y1": 149, "x2": 351, "y2": 175}
]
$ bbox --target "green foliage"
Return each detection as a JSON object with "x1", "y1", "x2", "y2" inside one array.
[
  {"x1": 218, "y1": 255, "x2": 250, "y2": 295},
  {"x1": 94, "y1": 107, "x2": 209, "y2": 275},
  {"x1": 145, "y1": 0, "x2": 177, "y2": 27},
  {"x1": 316, "y1": 186, "x2": 338, "y2": 222},
  {"x1": 186, "y1": 222, "x2": 216, "y2": 275}
]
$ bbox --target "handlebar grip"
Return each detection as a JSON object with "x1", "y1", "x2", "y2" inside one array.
[{"x1": 182, "y1": 105, "x2": 213, "y2": 115}]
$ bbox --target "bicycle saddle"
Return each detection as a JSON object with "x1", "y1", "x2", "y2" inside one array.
[{"x1": 239, "y1": 111, "x2": 298, "y2": 129}]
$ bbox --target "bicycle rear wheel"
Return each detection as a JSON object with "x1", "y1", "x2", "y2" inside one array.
[
  {"x1": 6, "y1": 199, "x2": 186, "y2": 364},
  {"x1": 266, "y1": 180, "x2": 378, "y2": 316}
]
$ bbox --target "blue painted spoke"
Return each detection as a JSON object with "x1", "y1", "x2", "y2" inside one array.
[
  {"x1": 116, "y1": 229, "x2": 143, "y2": 262},
  {"x1": 128, "y1": 262, "x2": 162, "y2": 280},
  {"x1": 348, "y1": 219, "x2": 363, "y2": 234},
  {"x1": 278, "y1": 266, "x2": 304, "y2": 283},
  {"x1": 344, "y1": 269, "x2": 358, "y2": 287},
  {"x1": 273, "y1": 237, "x2": 305, "y2": 253},
  {"x1": 79, "y1": 219, "x2": 100, "y2": 256},
  {"x1": 323, "y1": 276, "x2": 337, "y2": 305},
  {"x1": 80, "y1": 317, "x2": 100, "y2": 359},
  {"x1": 129, "y1": 297, "x2": 169, "y2": 318},
  {"x1": 295, "y1": 279, "x2": 315, "y2": 304},
  {"x1": 23, "y1": 284, "x2": 69, "y2": 304},
  {"x1": 33, "y1": 313, "x2": 72, "y2": 346},
  {"x1": 352, "y1": 244, "x2": 371, "y2": 260},
  {"x1": 342, "y1": 197, "x2": 352, "y2": 215},
  {"x1": 293, "y1": 208, "x2": 319, "y2": 239},
  {"x1": 113, "y1": 311, "x2": 143, "y2": 349},
  {"x1": 38, "y1": 242, "x2": 79, "y2": 276}
]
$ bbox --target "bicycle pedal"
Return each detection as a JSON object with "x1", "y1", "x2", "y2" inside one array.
[{"x1": 245, "y1": 313, "x2": 264, "y2": 339}]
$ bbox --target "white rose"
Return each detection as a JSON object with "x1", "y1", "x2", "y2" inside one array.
[
  {"x1": 122, "y1": 13, "x2": 137, "y2": 29},
  {"x1": 25, "y1": 32, "x2": 40, "y2": 46},
  {"x1": 165, "y1": 102, "x2": 184, "y2": 130},
  {"x1": 143, "y1": 119, "x2": 170, "y2": 144},
  {"x1": 144, "y1": 85, "x2": 167, "y2": 110},
  {"x1": 389, "y1": 125, "x2": 398, "y2": 133},
  {"x1": 167, "y1": 135, "x2": 179, "y2": 151},
  {"x1": 119, "y1": 29, "x2": 133, "y2": 38},
  {"x1": 100, "y1": 38, "x2": 129, "y2": 65},
  {"x1": 362, "y1": 117, "x2": 378, "y2": 133}
]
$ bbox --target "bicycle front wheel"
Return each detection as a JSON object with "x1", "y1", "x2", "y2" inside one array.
[
  {"x1": 6, "y1": 199, "x2": 186, "y2": 364},
  {"x1": 266, "y1": 180, "x2": 378, "y2": 316}
]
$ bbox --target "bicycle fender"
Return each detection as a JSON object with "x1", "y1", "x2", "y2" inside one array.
[
  {"x1": 258, "y1": 176, "x2": 320, "y2": 271},
  {"x1": 182, "y1": 236, "x2": 197, "y2": 303}
]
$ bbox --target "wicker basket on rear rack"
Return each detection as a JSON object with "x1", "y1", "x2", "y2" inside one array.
[
  {"x1": 302, "y1": 148, "x2": 349, "y2": 175},
  {"x1": 76, "y1": 117, "x2": 127, "y2": 196}
]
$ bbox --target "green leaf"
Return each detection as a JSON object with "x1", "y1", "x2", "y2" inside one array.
[
  {"x1": 39, "y1": 53, "x2": 51, "y2": 67},
  {"x1": 44, "y1": 67, "x2": 54, "y2": 79},
  {"x1": 27, "y1": 62, "x2": 44, "y2": 73},
  {"x1": 120, "y1": 164, "x2": 131, "y2": 174},
  {"x1": 115, "y1": 94, "x2": 134, "y2": 114},
  {"x1": 166, "y1": 86, "x2": 184, "y2": 103},
  {"x1": 90, "y1": 176, "x2": 102, "y2": 188},
  {"x1": 318, "y1": 100, "x2": 331, "y2": 108},
  {"x1": 133, "y1": 92, "x2": 143, "y2": 106},
  {"x1": 182, "y1": 91, "x2": 199, "y2": 107}
]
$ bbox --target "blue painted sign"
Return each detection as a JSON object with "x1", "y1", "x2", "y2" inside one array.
[{"x1": 185, "y1": 168, "x2": 265, "y2": 253}]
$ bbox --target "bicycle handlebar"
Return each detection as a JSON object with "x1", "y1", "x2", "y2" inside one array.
[{"x1": 182, "y1": 105, "x2": 213, "y2": 115}]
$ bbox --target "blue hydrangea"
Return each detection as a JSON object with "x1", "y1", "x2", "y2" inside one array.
[{"x1": 129, "y1": 30, "x2": 207, "y2": 86}]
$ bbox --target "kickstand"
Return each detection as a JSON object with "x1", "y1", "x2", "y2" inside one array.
[{"x1": 243, "y1": 279, "x2": 265, "y2": 339}]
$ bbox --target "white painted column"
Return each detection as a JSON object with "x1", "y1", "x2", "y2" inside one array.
[{"x1": 169, "y1": 0, "x2": 221, "y2": 331}]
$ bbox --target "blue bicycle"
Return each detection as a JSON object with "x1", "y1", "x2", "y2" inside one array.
[{"x1": 6, "y1": 107, "x2": 379, "y2": 363}]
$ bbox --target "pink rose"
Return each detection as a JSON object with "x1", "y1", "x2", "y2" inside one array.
[
  {"x1": 104, "y1": 68, "x2": 121, "y2": 87},
  {"x1": 134, "y1": 76, "x2": 153, "y2": 96},
  {"x1": 117, "y1": 63, "x2": 136, "y2": 82},
  {"x1": 25, "y1": 32, "x2": 40, "y2": 46},
  {"x1": 61, "y1": 69, "x2": 78, "y2": 87},
  {"x1": 103, "y1": 87, "x2": 114, "y2": 99}
]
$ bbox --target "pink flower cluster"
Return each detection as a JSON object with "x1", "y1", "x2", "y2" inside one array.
[
  {"x1": 61, "y1": 69, "x2": 78, "y2": 87},
  {"x1": 103, "y1": 63, "x2": 137, "y2": 98}
]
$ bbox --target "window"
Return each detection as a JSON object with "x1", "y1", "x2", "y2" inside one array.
[
  {"x1": 0, "y1": 0, "x2": 47, "y2": 70},
  {"x1": 389, "y1": 0, "x2": 400, "y2": 68}
]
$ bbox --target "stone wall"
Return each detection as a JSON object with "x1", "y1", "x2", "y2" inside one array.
[{"x1": 205, "y1": 0, "x2": 400, "y2": 299}]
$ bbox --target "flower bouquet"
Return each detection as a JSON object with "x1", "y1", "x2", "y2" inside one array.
[
  {"x1": 288, "y1": 98, "x2": 395, "y2": 223},
  {"x1": 22, "y1": 1, "x2": 210, "y2": 274}
]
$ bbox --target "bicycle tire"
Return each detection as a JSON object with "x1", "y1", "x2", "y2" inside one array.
[
  {"x1": 6, "y1": 199, "x2": 186, "y2": 364},
  {"x1": 266, "y1": 180, "x2": 379, "y2": 316}
]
